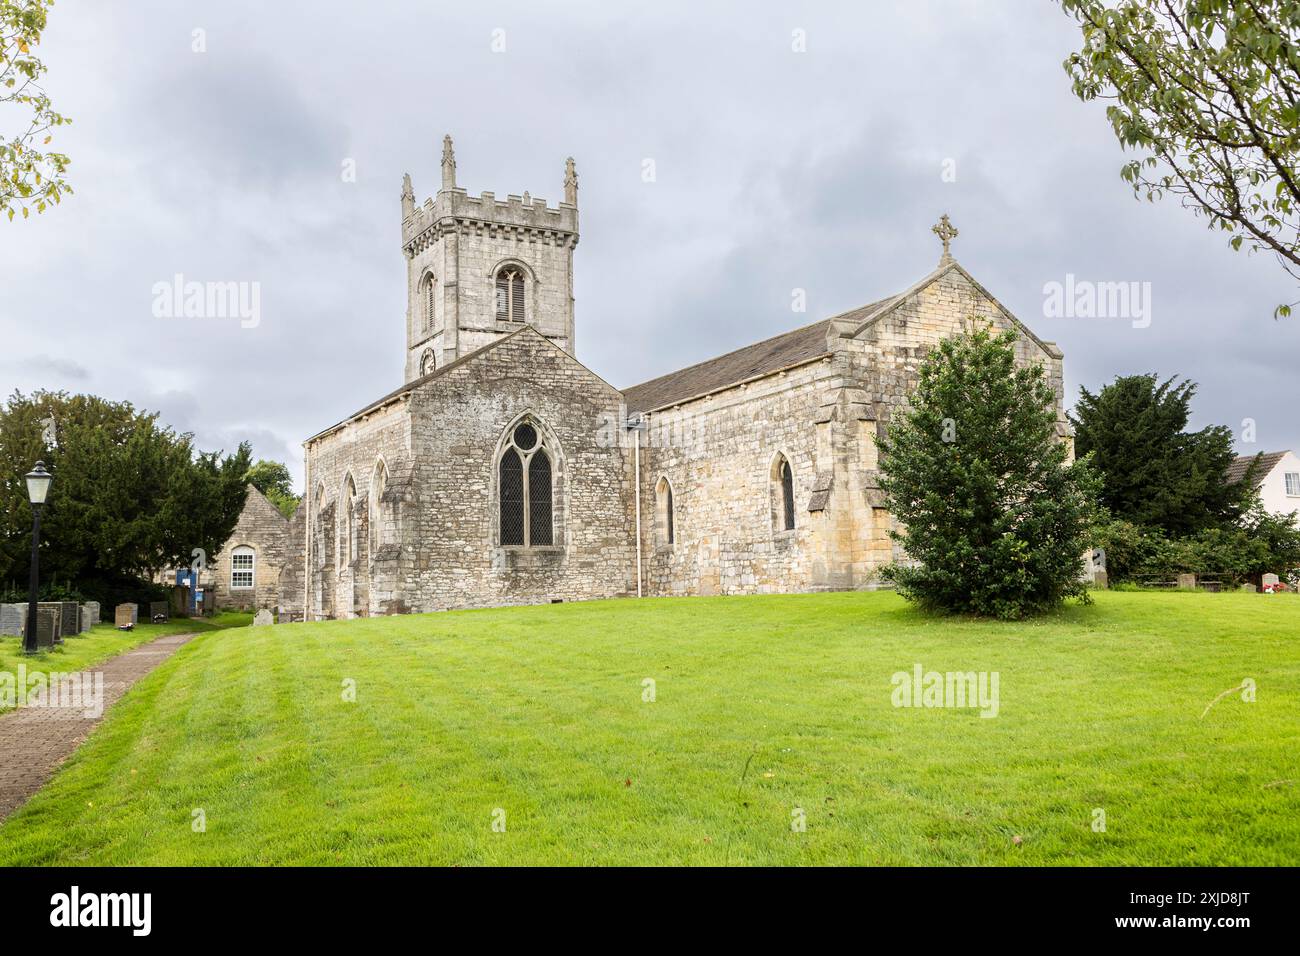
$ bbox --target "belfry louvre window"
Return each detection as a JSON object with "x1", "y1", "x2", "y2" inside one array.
[
  {"x1": 495, "y1": 267, "x2": 525, "y2": 322},
  {"x1": 423, "y1": 275, "x2": 436, "y2": 331},
  {"x1": 231, "y1": 547, "x2": 255, "y2": 590},
  {"x1": 498, "y1": 420, "x2": 555, "y2": 546}
]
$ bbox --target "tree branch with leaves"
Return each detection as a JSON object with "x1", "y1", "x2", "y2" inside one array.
[
  {"x1": 1, "y1": 0, "x2": 70, "y2": 221},
  {"x1": 1059, "y1": 0, "x2": 1300, "y2": 315}
]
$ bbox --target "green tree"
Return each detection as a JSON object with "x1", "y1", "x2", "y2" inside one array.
[
  {"x1": 246, "y1": 459, "x2": 300, "y2": 518},
  {"x1": 1059, "y1": 0, "x2": 1300, "y2": 315},
  {"x1": 1070, "y1": 374, "x2": 1250, "y2": 535},
  {"x1": 878, "y1": 325, "x2": 1101, "y2": 619},
  {"x1": 1, "y1": 0, "x2": 71, "y2": 220},
  {"x1": 0, "y1": 390, "x2": 251, "y2": 603}
]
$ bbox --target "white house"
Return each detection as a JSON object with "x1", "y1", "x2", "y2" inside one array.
[{"x1": 1228, "y1": 450, "x2": 1300, "y2": 525}]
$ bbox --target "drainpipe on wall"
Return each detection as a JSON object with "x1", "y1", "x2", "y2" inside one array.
[{"x1": 628, "y1": 413, "x2": 648, "y2": 598}]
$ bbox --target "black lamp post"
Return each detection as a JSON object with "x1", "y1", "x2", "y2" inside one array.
[{"x1": 23, "y1": 461, "x2": 53, "y2": 654}]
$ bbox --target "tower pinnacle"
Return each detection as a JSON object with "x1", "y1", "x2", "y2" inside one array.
[
  {"x1": 441, "y1": 134, "x2": 456, "y2": 191},
  {"x1": 564, "y1": 157, "x2": 578, "y2": 205},
  {"x1": 401, "y1": 172, "x2": 414, "y2": 218}
]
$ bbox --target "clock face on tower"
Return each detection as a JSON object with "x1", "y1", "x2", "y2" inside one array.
[{"x1": 419, "y1": 349, "x2": 436, "y2": 377}]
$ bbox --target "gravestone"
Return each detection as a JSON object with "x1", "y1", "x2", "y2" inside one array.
[
  {"x1": 115, "y1": 603, "x2": 138, "y2": 629},
  {"x1": 149, "y1": 601, "x2": 168, "y2": 623},
  {"x1": 59, "y1": 602, "x2": 78, "y2": 639},
  {"x1": 1263, "y1": 573, "x2": 1280, "y2": 586},
  {"x1": 1241, "y1": 583, "x2": 1258, "y2": 593},
  {"x1": 35, "y1": 606, "x2": 59, "y2": 650},
  {"x1": 1176, "y1": 573, "x2": 1197, "y2": 590},
  {"x1": 1093, "y1": 570, "x2": 1109, "y2": 589},
  {"x1": 83, "y1": 601, "x2": 100, "y2": 626},
  {"x1": 78, "y1": 605, "x2": 89, "y2": 633},
  {"x1": 0, "y1": 603, "x2": 26, "y2": 637},
  {"x1": 252, "y1": 608, "x2": 275, "y2": 627},
  {"x1": 37, "y1": 602, "x2": 64, "y2": 644}
]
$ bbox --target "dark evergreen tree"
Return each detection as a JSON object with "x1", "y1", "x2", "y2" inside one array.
[
  {"x1": 878, "y1": 325, "x2": 1101, "y2": 619},
  {"x1": 0, "y1": 390, "x2": 252, "y2": 602},
  {"x1": 1070, "y1": 374, "x2": 1250, "y2": 535}
]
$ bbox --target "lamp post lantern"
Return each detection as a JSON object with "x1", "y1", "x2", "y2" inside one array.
[{"x1": 23, "y1": 461, "x2": 53, "y2": 655}]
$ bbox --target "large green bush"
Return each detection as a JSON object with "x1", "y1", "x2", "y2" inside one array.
[{"x1": 878, "y1": 325, "x2": 1101, "y2": 619}]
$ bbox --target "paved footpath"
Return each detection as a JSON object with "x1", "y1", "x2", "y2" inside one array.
[{"x1": 0, "y1": 632, "x2": 198, "y2": 821}]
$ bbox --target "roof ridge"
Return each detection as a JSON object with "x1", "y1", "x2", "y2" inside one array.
[{"x1": 622, "y1": 317, "x2": 832, "y2": 394}]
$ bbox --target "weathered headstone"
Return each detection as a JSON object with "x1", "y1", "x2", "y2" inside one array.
[
  {"x1": 35, "y1": 606, "x2": 59, "y2": 649},
  {"x1": 1176, "y1": 573, "x2": 1197, "y2": 590},
  {"x1": 1263, "y1": 573, "x2": 1280, "y2": 587},
  {"x1": 60, "y1": 602, "x2": 78, "y2": 639},
  {"x1": 1241, "y1": 583, "x2": 1258, "y2": 593},
  {"x1": 149, "y1": 601, "x2": 168, "y2": 623},
  {"x1": 115, "y1": 603, "x2": 138, "y2": 629},
  {"x1": 83, "y1": 601, "x2": 100, "y2": 626},
  {"x1": 0, "y1": 603, "x2": 26, "y2": 637},
  {"x1": 37, "y1": 602, "x2": 64, "y2": 644},
  {"x1": 1093, "y1": 570, "x2": 1109, "y2": 589},
  {"x1": 252, "y1": 608, "x2": 275, "y2": 627}
]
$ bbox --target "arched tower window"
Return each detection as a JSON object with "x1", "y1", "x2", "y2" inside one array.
[
  {"x1": 655, "y1": 476, "x2": 675, "y2": 547},
  {"x1": 772, "y1": 454, "x2": 795, "y2": 532},
  {"x1": 421, "y1": 273, "x2": 436, "y2": 331},
  {"x1": 498, "y1": 419, "x2": 554, "y2": 546},
  {"x1": 495, "y1": 266, "x2": 526, "y2": 323}
]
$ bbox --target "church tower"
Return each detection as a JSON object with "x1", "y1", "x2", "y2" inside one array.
[{"x1": 400, "y1": 135, "x2": 580, "y2": 381}]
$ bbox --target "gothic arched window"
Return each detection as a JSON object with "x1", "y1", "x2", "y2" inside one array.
[
  {"x1": 498, "y1": 420, "x2": 554, "y2": 546},
  {"x1": 772, "y1": 454, "x2": 795, "y2": 532},
  {"x1": 495, "y1": 266, "x2": 526, "y2": 323},
  {"x1": 655, "y1": 476, "x2": 674, "y2": 547}
]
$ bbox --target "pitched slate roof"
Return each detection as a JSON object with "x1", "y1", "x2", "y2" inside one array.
[
  {"x1": 621, "y1": 295, "x2": 900, "y2": 414},
  {"x1": 1227, "y1": 450, "x2": 1290, "y2": 487}
]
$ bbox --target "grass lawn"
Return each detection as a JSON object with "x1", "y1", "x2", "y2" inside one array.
[
  {"x1": 0, "y1": 590, "x2": 1295, "y2": 866},
  {"x1": 0, "y1": 612, "x2": 251, "y2": 716}
]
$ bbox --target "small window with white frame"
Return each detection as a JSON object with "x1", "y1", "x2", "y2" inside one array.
[
  {"x1": 1286, "y1": 471, "x2": 1300, "y2": 496},
  {"x1": 231, "y1": 546, "x2": 255, "y2": 590}
]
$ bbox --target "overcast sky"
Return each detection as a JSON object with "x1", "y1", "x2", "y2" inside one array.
[{"x1": 3, "y1": 0, "x2": 1295, "y2": 491}]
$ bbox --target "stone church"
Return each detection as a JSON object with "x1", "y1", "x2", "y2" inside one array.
[{"x1": 272, "y1": 137, "x2": 1068, "y2": 620}]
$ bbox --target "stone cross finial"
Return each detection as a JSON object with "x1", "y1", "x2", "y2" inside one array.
[
  {"x1": 441, "y1": 134, "x2": 456, "y2": 191},
  {"x1": 932, "y1": 214, "x2": 958, "y2": 263},
  {"x1": 564, "y1": 156, "x2": 578, "y2": 205}
]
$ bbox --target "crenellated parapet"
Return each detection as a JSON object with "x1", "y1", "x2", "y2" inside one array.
[{"x1": 402, "y1": 189, "x2": 579, "y2": 257}]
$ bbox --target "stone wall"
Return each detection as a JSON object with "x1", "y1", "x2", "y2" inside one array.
[
  {"x1": 634, "y1": 263, "x2": 1068, "y2": 598},
  {"x1": 635, "y1": 356, "x2": 838, "y2": 596},
  {"x1": 305, "y1": 328, "x2": 635, "y2": 617},
  {"x1": 277, "y1": 504, "x2": 307, "y2": 620}
]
